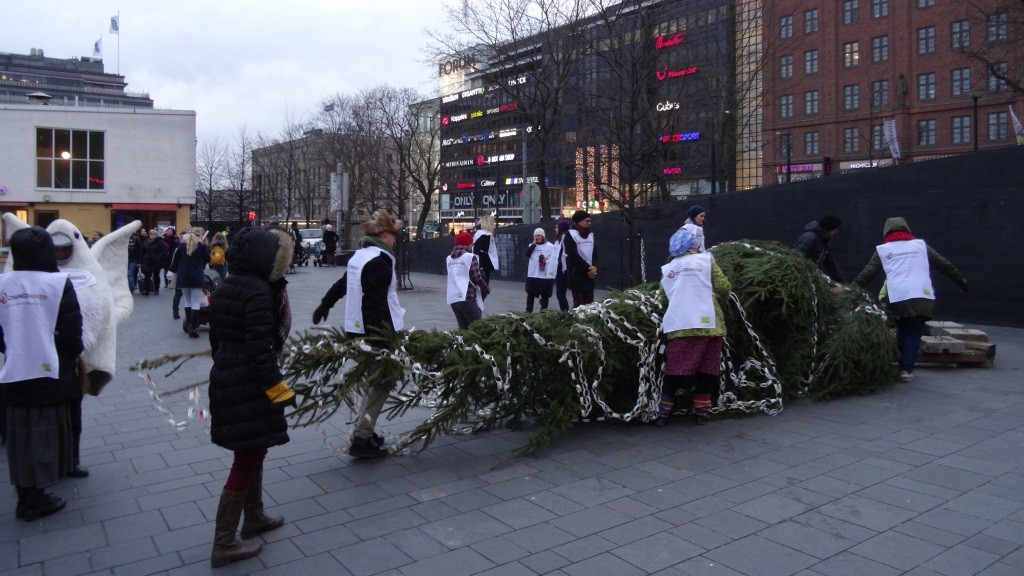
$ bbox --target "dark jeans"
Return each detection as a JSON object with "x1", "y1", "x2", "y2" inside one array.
[
  {"x1": 555, "y1": 270, "x2": 569, "y2": 311},
  {"x1": 141, "y1": 268, "x2": 160, "y2": 294},
  {"x1": 896, "y1": 315, "x2": 928, "y2": 373},
  {"x1": 172, "y1": 289, "x2": 182, "y2": 313},
  {"x1": 451, "y1": 300, "x2": 482, "y2": 330},
  {"x1": 127, "y1": 260, "x2": 139, "y2": 292}
]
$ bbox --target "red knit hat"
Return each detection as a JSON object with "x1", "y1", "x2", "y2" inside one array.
[{"x1": 455, "y1": 231, "x2": 473, "y2": 246}]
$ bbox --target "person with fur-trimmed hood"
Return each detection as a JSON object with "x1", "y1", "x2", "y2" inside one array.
[
  {"x1": 206, "y1": 227, "x2": 295, "y2": 567},
  {"x1": 312, "y1": 210, "x2": 406, "y2": 459},
  {"x1": 0, "y1": 227, "x2": 84, "y2": 521}
]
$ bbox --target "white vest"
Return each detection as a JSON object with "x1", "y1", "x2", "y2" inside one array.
[
  {"x1": 553, "y1": 238, "x2": 568, "y2": 272},
  {"x1": 344, "y1": 247, "x2": 406, "y2": 334},
  {"x1": 527, "y1": 242, "x2": 558, "y2": 280},
  {"x1": 446, "y1": 252, "x2": 485, "y2": 311},
  {"x1": 682, "y1": 222, "x2": 706, "y2": 252},
  {"x1": 877, "y1": 239, "x2": 934, "y2": 303},
  {"x1": 473, "y1": 230, "x2": 500, "y2": 271},
  {"x1": 0, "y1": 271, "x2": 68, "y2": 383},
  {"x1": 568, "y1": 230, "x2": 595, "y2": 266},
  {"x1": 660, "y1": 253, "x2": 716, "y2": 332}
]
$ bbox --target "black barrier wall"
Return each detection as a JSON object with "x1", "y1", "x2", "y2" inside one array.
[{"x1": 407, "y1": 146, "x2": 1024, "y2": 327}]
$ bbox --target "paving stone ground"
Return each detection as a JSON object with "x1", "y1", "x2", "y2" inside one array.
[{"x1": 2, "y1": 265, "x2": 1022, "y2": 576}]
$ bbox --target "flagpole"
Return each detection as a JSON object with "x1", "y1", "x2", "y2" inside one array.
[{"x1": 117, "y1": 11, "x2": 121, "y2": 75}]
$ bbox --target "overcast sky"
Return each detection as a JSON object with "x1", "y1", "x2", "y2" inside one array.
[{"x1": 3, "y1": 1, "x2": 452, "y2": 145}]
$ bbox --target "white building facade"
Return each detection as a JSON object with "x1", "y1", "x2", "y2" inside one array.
[{"x1": 0, "y1": 103, "x2": 196, "y2": 246}]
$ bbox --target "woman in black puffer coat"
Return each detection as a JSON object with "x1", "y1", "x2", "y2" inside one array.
[{"x1": 206, "y1": 227, "x2": 295, "y2": 567}]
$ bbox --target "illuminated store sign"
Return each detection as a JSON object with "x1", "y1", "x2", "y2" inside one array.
[
  {"x1": 462, "y1": 87, "x2": 486, "y2": 98},
  {"x1": 505, "y1": 176, "x2": 541, "y2": 185},
  {"x1": 655, "y1": 66, "x2": 699, "y2": 81},
  {"x1": 456, "y1": 181, "x2": 476, "y2": 189},
  {"x1": 479, "y1": 179, "x2": 497, "y2": 187},
  {"x1": 499, "y1": 128, "x2": 518, "y2": 138},
  {"x1": 655, "y1": 32, "x2": 687, "y2": 49},
  {"x1": 439, "y1": 56, "x2": 474, "y2": 77},
  {"x1": 778, "y1": 164, "x2": 815, "y2": 173},
  {"x1": 441, "y1": 93, "x2": 460, "y2": 104},
  {"x1": 476, "y1": 153, "x2": 516, "y2": 165},
  {"x1": 663, "y1": 167, "x2": 683, "y2": 175},
  {"x1": 658, "y1": 131, "x2": 701, "y2": 143},
  {"x1": 442, "y1": 158, "x2": 475, "y2": 168},
  {"x1": 655, "y1": 101, "x2": 680, "y2": 112},
  {"x1": 470, "y1": 110, "x2": 484, "y2": 119}
]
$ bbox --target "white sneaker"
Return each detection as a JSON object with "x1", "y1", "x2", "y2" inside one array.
[{"x1": 900, "y1": 370, "x2": 915, "y2": 382}]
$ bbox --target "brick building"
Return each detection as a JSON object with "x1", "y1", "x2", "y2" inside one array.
[{"x1": 763, "y1": 1, "x2": 1024, "y2": 184}]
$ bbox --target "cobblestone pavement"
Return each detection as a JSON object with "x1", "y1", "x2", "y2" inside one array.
[{"x1": 2, "y1": 265, "x2": 1023, "y2": 576}]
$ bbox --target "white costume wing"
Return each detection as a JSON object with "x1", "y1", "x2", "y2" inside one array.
[
  {"x1": 93, "y1": 220, "x2": 142, "y2": 325},
  {"x1": 1, "y1": 213, "x2": 31, "y2": 273}
]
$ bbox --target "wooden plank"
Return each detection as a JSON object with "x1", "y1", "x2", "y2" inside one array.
[{"x1": 917, "y1": 351, "x2": 993, "y2": 368}]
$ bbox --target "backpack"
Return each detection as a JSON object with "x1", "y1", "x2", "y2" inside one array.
[{"x1": 210, "y1": 245, "x2": 226, "y2": 266}]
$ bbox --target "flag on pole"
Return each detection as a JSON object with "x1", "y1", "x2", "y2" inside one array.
[
  {"x1": 1009, "y1": 105, "x2": 1024, "y2": 145},
  {"x1": 110, "y1": 15, "x2": 120, "y2": 34},
  {"x1": 93, "y1": 37, "x2": 102, "y2": 57},
  {"x1": 883, "y1": 118, "x2": 901, "y2": 159}
]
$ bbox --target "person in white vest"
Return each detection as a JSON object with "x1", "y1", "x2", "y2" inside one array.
[
  {"x1": 658, "y1": 227, "x2": 731, "y2": 426},
  {"x1": 446, "y1": 231, "x2": 490, "y2": 329},
  {"x1": 312, "y1": 210, "x2": 406, "y2": 459},
  {"x1": 472, "y1": 215, "x2": 499, "y2": 286},
  {"x1": 0, "y1": 227, "x2": 84, "y2": 521},
  {"x1": 563, "y1": 210, "x2": 597, "y2": 308},
  {"x1": 525, "y1": 228, "x2": 557, "y2": 312},
  {"x1": 552, "y1": 218, "x2": 572, "y2": 311},
  {"x1": 853, "y1": 217, "x2": 968, "y2": 382}
]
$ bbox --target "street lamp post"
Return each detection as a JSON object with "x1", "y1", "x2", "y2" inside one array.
[{"x1": 785, "y1": 133, "x2": 793, "y2": 183}]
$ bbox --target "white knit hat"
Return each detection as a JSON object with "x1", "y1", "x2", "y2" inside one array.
[{"x1": 533, "y1": 228, "x2": 545, "y2": 238}]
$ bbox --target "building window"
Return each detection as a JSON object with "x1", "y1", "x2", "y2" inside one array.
[
  {"x1": 871, "y1": 124, "x2": 884, "y2": 150},
  {"x1": 918, "y1": 26, "x2": 936, "y2": 54},
  {"x1": 805, "y1": 131, "x2": 819, "y2": 155},
  {"x1": 843, "y1": 42, "x2": 860, "y2": 67},
  {"x1": 918, "y1": 72, "x2": 937, "y2": 100},
  {"x1": 988, "y1": 111, "x2": 1009, "y2": 140},
  {"x1": 780, "y1": 55, "x2": 794, "y2": 78},
  {"x1": 844, "y1": 85, "x2": 860, "y2": 110},
  {"x1": 805, "y1": 90, "x2": 820, "y2": 114},
  {"x1": 989, "y1": 62, "x2": 1008, "y2": 91},
  {"x1": 843, "y1": 0, "x2": 859, "y2": 25},
  {"x1": 780, "y1": 15, "x2": 793, "y2": 39},
  {"x1": 917, "y1": 0, "x2": 934, "y2": 7},
  {"x1": 872, "y1": 0, "x2": 888, "y2": 18},
  {"x1": 780, "y1": 94, "x2": 794, "y2": 118},
  {"x1": 804, "y1": 50, "x2": 819, "y2": 74},
  {"x1": 951, "y1": 68, "x2": 971, "y2": 96},
  {"x1": 988, "y1": 12, "x2": 1008, "y2": 42},
  {"x1": 952, "y1": 20, "x2": 970, "y2": 49},
  {"x1": 844, "y1": 127, "x2": 860, "y2": 152},
  {"x1": 872, "y1": 36, "x2": 889, "y2": 62},
  {"x1": 952, "y1": 116, "x2": 971, "y2": 144},
  {"x1": 872, "y1": 80, "x2": 890, "y2": 107},
  {"x1": 804, "y1": 9, "x2": 819, "y2": 34},
  {"x1": 918, "y1": 119, "x2": 936, "y2": 145},
  {"x1": 36, "y1": 128, "x2": 105, "y2": 190}
]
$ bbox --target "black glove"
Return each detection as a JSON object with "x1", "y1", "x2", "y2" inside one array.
[{"x1": 312, "y1": 303, "x2": 331, "y2": 325}]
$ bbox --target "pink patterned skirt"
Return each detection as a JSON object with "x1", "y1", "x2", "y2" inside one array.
[{"x1": 665, "y1": 336, "x2": 724, "y2": 376}]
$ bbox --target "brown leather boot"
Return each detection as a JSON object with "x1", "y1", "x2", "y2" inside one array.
[
  {"x1": 210, "y1": 489, "x2": 262, "y2": 567},
  {"x1": 240, "y1": 470, "x2": 284, "y2": 539}
]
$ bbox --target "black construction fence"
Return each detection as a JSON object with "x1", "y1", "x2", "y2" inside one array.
[{"x1": 406, "y1": 146, "x2": 1024, "y2": 327}]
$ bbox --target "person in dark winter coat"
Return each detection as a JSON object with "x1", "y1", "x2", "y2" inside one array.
[
  {"x1": 312, "y1": 210, "x2": 405, "y2": 459},
  {"x1": 127, "y1": 227, "x2": 145, "y2": 293},
  {"x1": 563, "y1": 210, "x2": 597, "y2": 308},
  {"x1": 161, "y1": 227, "x2": 180, "y2": 288},
  {"x1": 853, "y1": 217, "x2": 969, "y2": 382},
  {"x1": 322, "y1": 224, "x2": 339, "y2": 266},
  {"x1": 794, "y1": 215, "x2": 845, "y2": 284},
  {"x1": 0, "y1": 227, "x2": 84, "y2": 521},
  {"x1": 552, "y1": 218, "x2": 571, "y2": 311},
  {"x1": 207, "y1": 227, "x2": 295, "y2": 567},
  {"x1": 139, "y1": 229, "x2": 166, "y2": 295},
  {"x1": 472, "y1": 215, "x2": 499, "y2": 285},
  {"x1": 170, "y1": 227, "x2": 210, "y2": 338}
]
